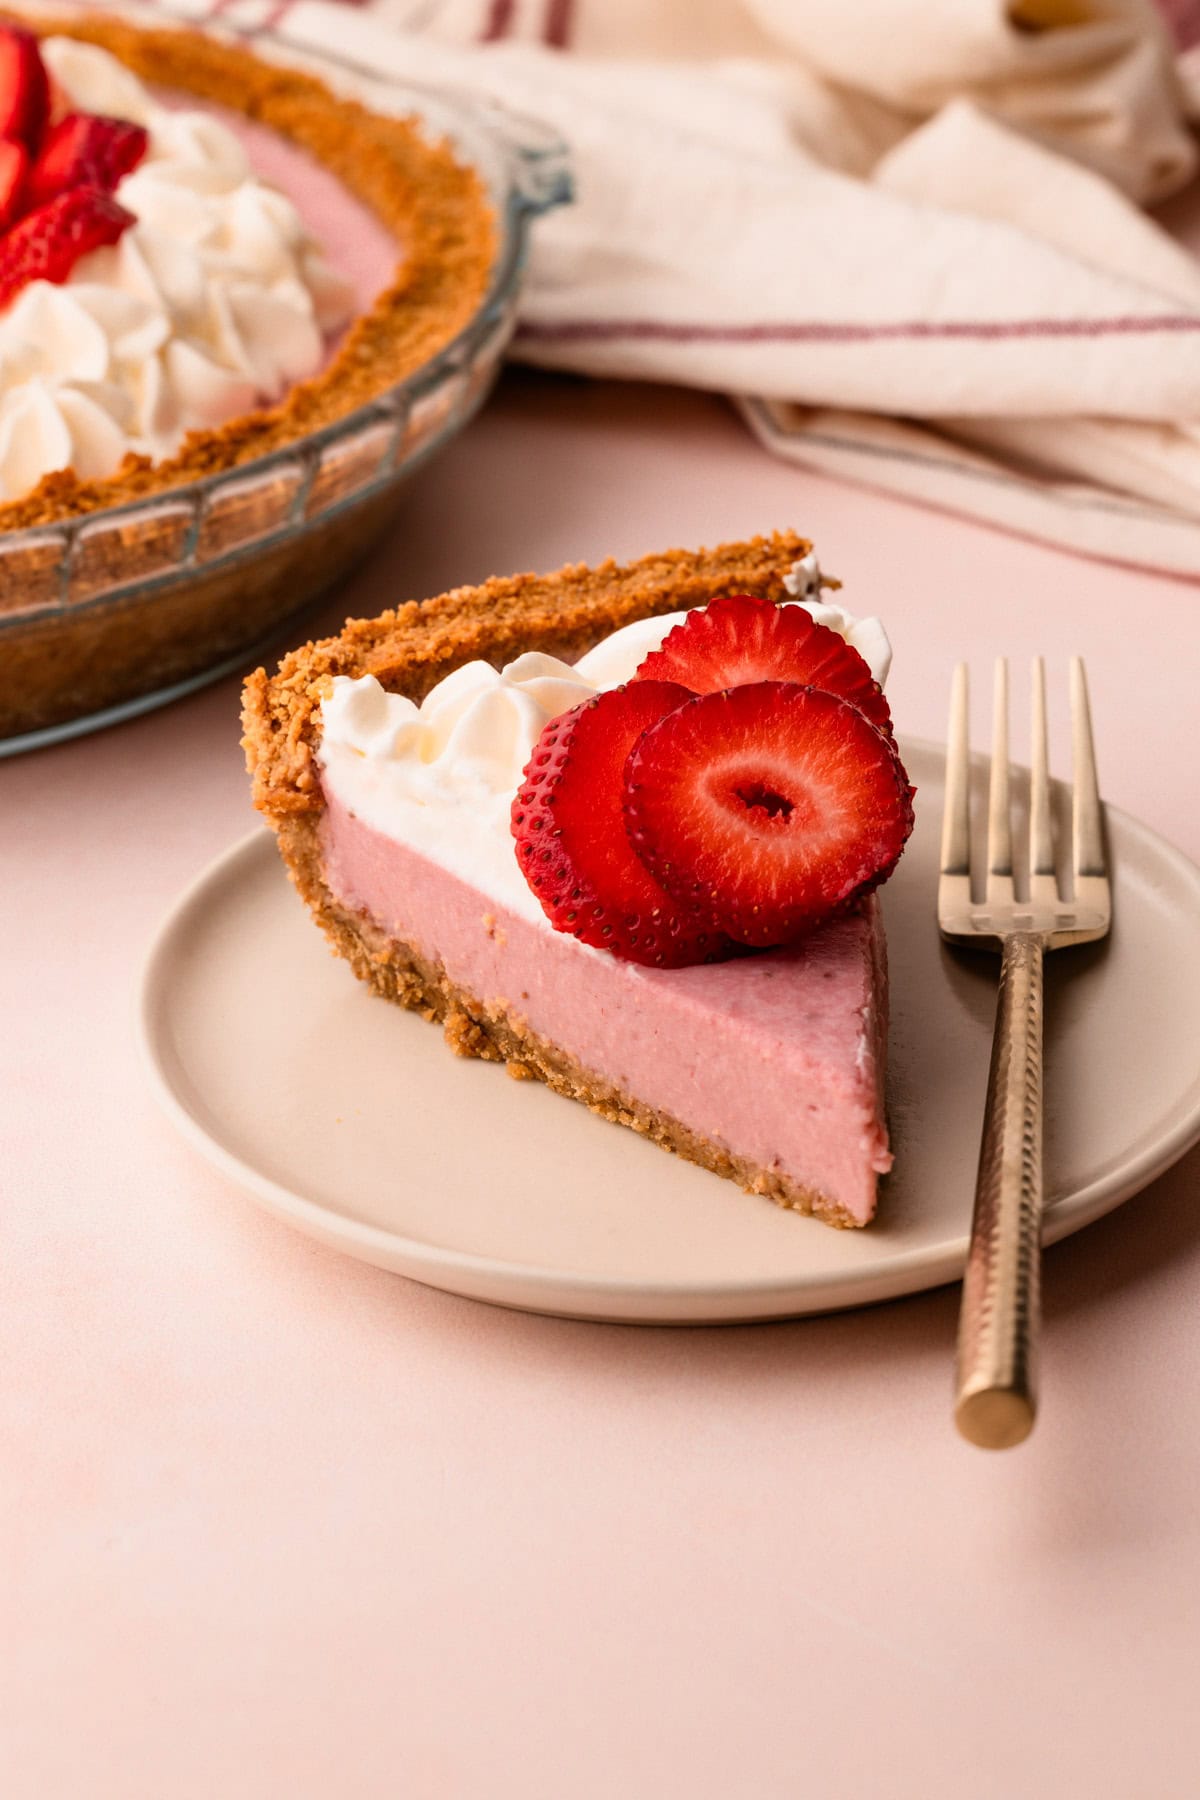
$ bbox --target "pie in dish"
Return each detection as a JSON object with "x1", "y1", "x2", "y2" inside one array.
[
  {"x1": 0, "y1": 12, "x2": 494, "y2": 526},
  {"x1": 0, "y1": 9, "x2": 506, "y2": 743},
  {"x1": 243, "y1": 532, "x2": 914, "y2": 1229}
]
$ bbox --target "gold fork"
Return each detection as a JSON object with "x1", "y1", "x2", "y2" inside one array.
[{"x1": 939, "y1": 658, "x2": 1111, "y2": 1450}]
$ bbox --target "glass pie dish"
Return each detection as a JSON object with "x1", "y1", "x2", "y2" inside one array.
[{"x1": 0, "y1": 67, "x2": 570, "y2": 753}]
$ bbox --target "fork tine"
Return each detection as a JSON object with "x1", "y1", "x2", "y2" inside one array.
[
  {"x1": 1029, "y1": 657, "x2": 1055, "y2": 885},
  {"x1": 987, "y1": 659, "x2": 1013, "y2": 895},
  {"x1": 1070, "y1": 657, "x2": 1106, "y2": 879},
  {"x1": 941, "y1": 663, "x2": 971, "y2": 877}
]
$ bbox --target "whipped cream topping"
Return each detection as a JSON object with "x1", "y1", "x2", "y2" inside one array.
[
  {"x1": 783, "y1": 551, "x2": 892, "y2": 686},
  {"x1": 318, "y1": 562, "x2": 892, "y2": 924},
  {"x1": 0, "y1": 38, "x2": 356, "y2": 502}
]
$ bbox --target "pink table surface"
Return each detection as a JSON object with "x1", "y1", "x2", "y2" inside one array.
[{"x1": 5, "y1": 369, "x2": 1200, "y2": 1800}]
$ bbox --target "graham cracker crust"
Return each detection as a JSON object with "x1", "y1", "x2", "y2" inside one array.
[
  {"x1": 0, "y1": 12, "x2": 495, "y2": 529},
  {"x1": 244, "y1": 532, "x2": 869, "y2": 1228}
]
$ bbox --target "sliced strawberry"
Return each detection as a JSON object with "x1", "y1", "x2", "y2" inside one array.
[
  {"x1": 0, "y1": 186, "x2": 136, "y2": 311},
  {"x1": 624, "y1": 682, "x2": 914, "y2": 947},
  {"x1": 635, "y1": 595, "x2": 892, "y2": 735},
  {"x1": 28, "y1": 113, "x2": 149, "y2": 211},
  {"x1": 0, "y1": 25, "x2": 50, "y2": 151},
  {"x1": 0, "y1": 139, "x2": 28, "y2": 231},
  {"x1": 511, "y1": 681, "x2": 731, "y2": 968}
]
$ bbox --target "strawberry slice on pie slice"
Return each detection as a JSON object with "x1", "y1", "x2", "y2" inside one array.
[
  {"x1": 625, "y1": 681, "x2": 914, "y2": 947},
  {"x1": 0, "y1": 24, "x2": 50, "y2": 151},
  {"x1": 634, "y1": 594, "x2": 892, "y2": 736},
  {"x1": 512, "y1": 681, "x2": 730, "y2": 968},
  {"x1": 27, "y1": 113, "x2": 149, "y2": 211}
]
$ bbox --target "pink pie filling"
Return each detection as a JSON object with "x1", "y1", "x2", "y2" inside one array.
[{"x1": 320, "y1": 794, "x2": 893, "y2": 1224}]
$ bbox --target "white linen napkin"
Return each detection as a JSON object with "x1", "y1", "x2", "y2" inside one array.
[{"x1": 138, "y1": 0, "x2": 1200, "y2": 573}]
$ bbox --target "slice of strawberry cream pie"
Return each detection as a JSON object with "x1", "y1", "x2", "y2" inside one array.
[{"x1": 243, "y1": 534, "x2": 914, "y2": 1228}]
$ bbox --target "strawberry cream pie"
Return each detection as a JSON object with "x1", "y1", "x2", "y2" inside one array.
[
  {"x1": 0, "y1": 12, "x2": 500, "y2": 741},
  {"x1": 244, "y1": 533, "x2": 914, "y2": 1229},
  {"x1": 0, "y1": 15, "x2": 493, "y2": 525}
]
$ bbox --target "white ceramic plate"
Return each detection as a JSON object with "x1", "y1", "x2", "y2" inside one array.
[{"x1": 139, "y1": 739, "x2": 1200, "y2": 1322}]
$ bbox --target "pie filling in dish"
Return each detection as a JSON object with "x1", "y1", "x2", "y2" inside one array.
[
  {"x1": 243, "y1": 532, "x2": 915, "y2": 1229},
  {"x1": 0, "y1": 14, "x2": 494, "y2": 527}
]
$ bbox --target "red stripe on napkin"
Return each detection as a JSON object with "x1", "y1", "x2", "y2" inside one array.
[
  {"x1": 517, "y1": 313, "x2": 1200, "y2": 346},
  {"x1": 480, "y1": 0, "x2": 516, "y2": 40},
  {"x1": 543, "y1": 0, "x2": 573, "y2": 47}
]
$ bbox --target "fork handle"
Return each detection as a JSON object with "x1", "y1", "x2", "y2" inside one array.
[{"x1": 954, "y1": 930, "x2": 1045, "y2": 1449}]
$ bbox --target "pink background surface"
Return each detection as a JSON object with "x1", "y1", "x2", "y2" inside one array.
[{"x1": 5, "y1": 370, "x2": 1200, "y2": 1798}]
